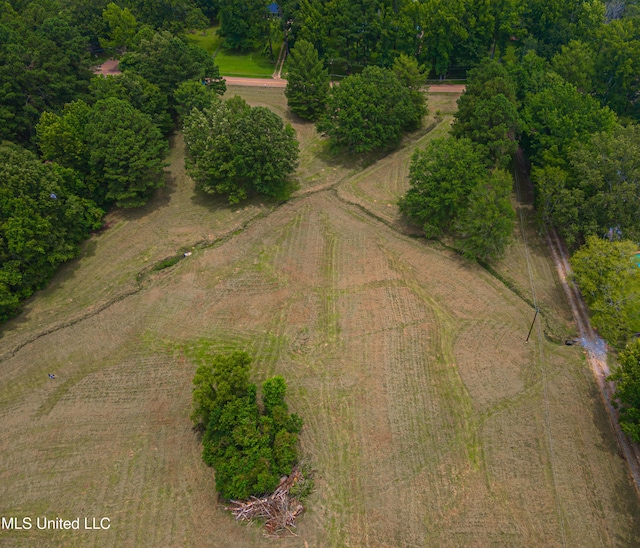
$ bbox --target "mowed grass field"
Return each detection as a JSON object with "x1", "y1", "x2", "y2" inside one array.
[
  {"x1": 187, "y1": 26, "x2": 279, "y2": 78},
  {"x1": 1, "y1": 87, "x2": 640, "y2": 547}
]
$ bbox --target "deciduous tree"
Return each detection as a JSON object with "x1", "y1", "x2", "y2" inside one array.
[
  {"x1": 317, "y1": 65, "x2": 424, "y2": 153},
  {"x1": 571, "y1": 236, "x2": 640, "y2": 345},
  {"x1": 609, "y1": 340, "x2": 640, "y2": 442},
  {"x1": 184, "y1": 97, "x2": 299, "y2": 204}
]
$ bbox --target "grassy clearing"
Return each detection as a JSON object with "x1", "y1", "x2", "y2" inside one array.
[
  {"x1": 1, "y1": 89, "x2": 640, "y2": 547},
  {"x1": 186, "y1": 26, "x2": 223, "y2": 54},
  {"x1": 187, "y1": 25, "x2": 280, "y2": 78},
  {"x1": 214, "y1": 47, "x2": 280, "y2": 78}
]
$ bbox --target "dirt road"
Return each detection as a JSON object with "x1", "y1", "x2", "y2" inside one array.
[{"x1": 225, "y1": 76, "x2": 465, "y2": 93}]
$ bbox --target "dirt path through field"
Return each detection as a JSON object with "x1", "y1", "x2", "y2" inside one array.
[{"x1": 515, "y1": 149, "x2": 640, "y2": 494}]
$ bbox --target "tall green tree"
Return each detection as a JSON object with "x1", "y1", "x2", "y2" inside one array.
[
  {"x1": 0, "y1": 9, "x2": 91, "y2": 144},
  {"x1": 0, "y1": 143, "x2": 103, "y2": 321},
  {"x1": 192, "y1": 351, "x2": 302, "y2": 500},
  {"x1": 551, "y1": 40, "x2": 596, "y2": 92},
  {"x1": 85, "y1": 98, "x2": 168, "y2": 207},
  {"x1": 453, "y1": 59, "x2": 520, "y2": 165},
  {"x1": 399, "y1": 137, "x2": 488, "y2": 238},
  {"x1": 184, "y1": 97, "x2": 300, "y2": 204},
  {"x1": 317, "y1": 65, "x2": 424, "y2": 153},
  {"x1": 571, "y1": 236, "x2": 640, "y2": 345},
  {"x1": 90, "y1": 73, "x2": 172, "y2": 134},
  {"x1": 609, "y1": 340, "x2": 640, "y2": 443},
  {"x1": 173, "y1": 79, "x2": 222, "y2": 124},
  {"x1": 218, "y1": 0, "x2": 268, "y2": 51},
  {"x1": 593, "y1": 17, "x2": 640, "y2": 120},
  {"x1": 455, "y1": 168, "x2": 515, "y2": 261},
  {"x1": 120, "y1": 31, "x2": 226, "y2": 103},
  {"x1": 533, "y1": 125, "x2": 640, "y2": 246},
  {"x1": 100, "y1": 2, "x2": 140, "y2": 53},
  {"x1": 284, "y1": 39, "x2": 330, "y2": 121},
  {"x1": 521, "y1": 77, "x2": 617, "y2": 164}
]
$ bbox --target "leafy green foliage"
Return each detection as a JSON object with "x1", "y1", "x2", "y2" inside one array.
[
  {"x1": 533, "y1": 125, "x2": 640, "y2": 247},
  {"x1": 218, "y1": 0, "x2": 268, "y2": 51},
  {"x1": 455, "y1": 169, "x2": 515, "y2": 261},
  {"x1": 452, "y1": 59, "x2": 520, "y2": 166},
  {"x1": 551, "y1": 40, "x2": 596, "y2": 92},
  {"x1": 90, "y1": 73, "x2": 172, "y2": 134},
  {"x1": 183, "y1": 96, "x2": 299, "y2": 204},
  {"x1": 317, "y1": 66, "x2": 425, "y2": 153},
  {"x1": 0, "y1": 143, "x2": 103, "y2": 321},
  {"x1": 521, "y1": 77, "x2": 617, "y2": 164},
  {"x1": 284, "y1": 39, "x2": 330, "y2": 121},
  {"x1": 120, "y1": 31, "x2": 226, "y2": 103},
  {"x1": 85, "y1": 98, "x2": 168, "y2": 207},
  {"x1": 37, "y1": 98, "x2": 169, "y2": 208},
  {"x1": 173, "y1": 80, "x2": 222, "y2": 124},
  {"x1": 571, "y1": 236, "x2": 640, "y2": 346},
  {"x1": 399, "y1": 137, "x2": 488, "y2": 238},
  {"x1": 0, "y1": 7, "x2": 91, "y2": 144},
  {"x1": 593, "y1": 17, "x2": 640, "y2": 121},
  {"x1": 192, "y1": 351, "x2": 302, "y2": 500},
  {"x1": 100, "y1": 2, "x2": 141, "y2": 53},
  {"x1": 609, "y1": 340, "x2": 640, "y2": 442}
]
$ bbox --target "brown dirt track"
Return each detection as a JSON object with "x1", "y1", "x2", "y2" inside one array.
[{"x1": 1, "y1": 87, "x2": 639, "y2": 547}]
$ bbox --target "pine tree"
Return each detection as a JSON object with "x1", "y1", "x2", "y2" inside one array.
[{"x1": 285, "y1": 40, "x2": 330, "y2": 121}]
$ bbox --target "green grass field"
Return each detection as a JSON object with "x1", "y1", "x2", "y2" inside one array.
[
  {"x1": 1, "y1": 88, "x2": 640, "y2": 546},
  {"x1": 186, "y1": 26, "x2": 222, "y2": 54},
  {"x1": 187, "y1": 26, "x2": 280, "y2": 78}
]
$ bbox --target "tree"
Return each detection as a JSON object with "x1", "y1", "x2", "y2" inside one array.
[
  {"x1": 183, "y1": 97, "x2": 299, "y2": 204},
  {"x1": 593, "y1": 17, "x2": 640, "y2": 121},
  {"x1": 192, "y1": 351, "x2": 303, "y2": 500},
  {"x1": 551, "y1": 40, "x2": 596, "y2": 92},
  {"x1": 85, "y1": 98, "x2": 168, "y2": 207},
  {"x1": 571, "y1": 236, "x2": 640, "y2": 346},
  {"x1": 453, "y1": 61, "x2": 521, "y2": 166},
  {"x1": 0, "y1": 10, "x2": 91, "y2": 144},
  {"x1": 173, "y1": 80, "x2": 222, "y2": 124},
  {"x1": 90, "y1": 73, "x2": 172, "y2": 134},
  {"x1": 0, "y1": 143, "x2": 103, "y2": 321},
  {"x1": 284, "y1": 39, "x2": 330, "y2": 121},
  {"x1": 317, "y1": 65, "x2": 425, "y2": 153},
  {"x1": 218, "y1": 0, "x2": 268, "y2": 51},
  {"x1": 399, "y1": 137, "x2": 488, "y2": 238},
  {"x1": 533, "y1": 125, "x2": 640, "y2": 247},
  {"x1": 36, "y1": 100, "x2": 93, "y2": 177},
  {"x1": 455, "y1": 168, "x2": 515, "y2": 261},
  {"x1": 609, "y1": 340, "x2": 640, "y2": 443},
  {"x1": 100, "y1": 2, "x2": 140, "y2": 53},
  {"x1": 521, "y1": 77, "x2": 617, "y2": 164},
  {"x1": 119, "y1": 31, "x2": 226, "y2": 103},
  {"x1": 392, "y1": 53, "x2": 428, "y2": 90},
  {"x1": 569, "y1": 125, "x2": 640, "y2": 243}
]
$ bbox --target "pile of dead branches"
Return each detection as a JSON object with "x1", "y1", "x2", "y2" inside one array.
[{"x1": 225, "y1": 466, "x2": 306, "y2": 536}]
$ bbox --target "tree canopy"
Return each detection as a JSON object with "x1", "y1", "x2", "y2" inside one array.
[
  {"x1": 284, "y1": 39, "x2": 330, "y2": 121},
  {"x1": 571, "y1": 236, "x2": 640, "y2": 346},
  {"x1": 184, "y1": 97, "x2": 299, "y2": 204},
  {"x1": 120, "y1": 31, "x2": 226, "y2": 103},
  {"x1": 317, "y1": 66, "x2": 426, "y2": 153},
  {"x1": 0, "y1": 142, "x2": 103, "y2": 321},
  {"x1": 609, "y1": 340, "x2": 640, "y2": 443},
  {"x1": 192, "y1": 351, "x2": 303, "y2": 500},
  {"x1": 37, "y1": 98, "x2": 169, "y2": 208}
]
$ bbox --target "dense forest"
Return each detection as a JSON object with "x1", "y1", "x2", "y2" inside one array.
[{"x1": 0, "y1": 1, "x2": 639, "y2": 402}]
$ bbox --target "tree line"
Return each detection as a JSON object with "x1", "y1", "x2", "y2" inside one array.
[{"x1": 0, "y1": 1, "x2": 225, "y2": 321}]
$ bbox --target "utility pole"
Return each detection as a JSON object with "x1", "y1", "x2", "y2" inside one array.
[{"x1": 526, "y1": 307, "x2": 539, "y2": 343}]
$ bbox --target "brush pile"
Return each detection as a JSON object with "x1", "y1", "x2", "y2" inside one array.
[{"x1": 225, "y1": 467, "x2": 306, "y2": 536}]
